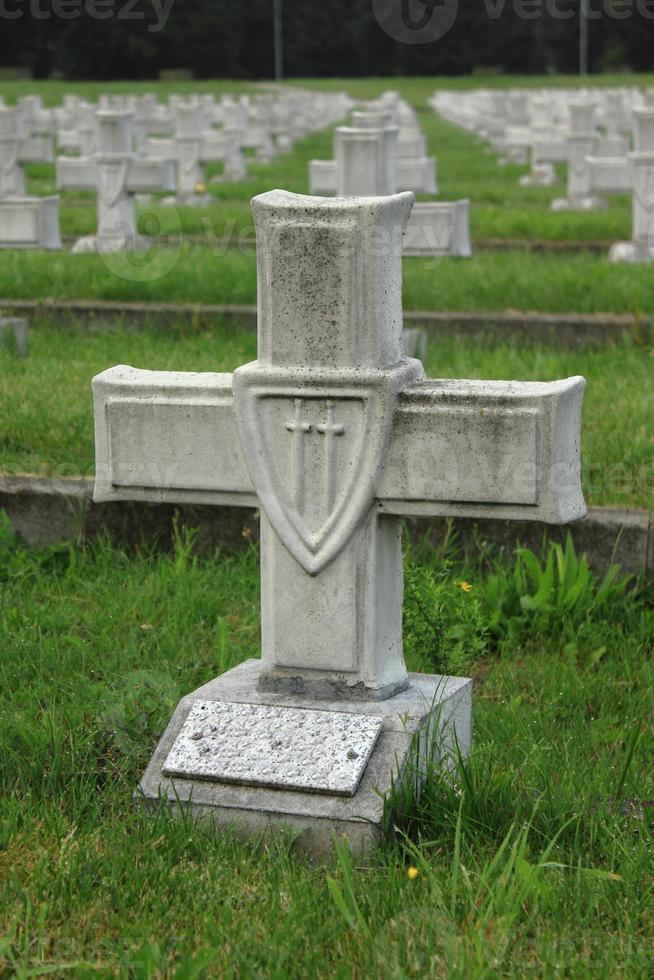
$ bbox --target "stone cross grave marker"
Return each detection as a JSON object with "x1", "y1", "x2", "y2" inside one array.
[
  {"x1": 0, "y1": 106, "x2": 53, "y2": 197},
  {"x1": 610, "y1": 108, "x2": 654, "y2": 264},
  {"x1": 144, "y1": 100, "x2": 246, "y2": 203},
  {"x1": 551, "y1": 102, "x2": 616, "y2": 212},
  {"x1": 310, "y1": 117, "x2": 468, "y2": 259},
  {"x1": 56, "y1": 110, "x2": 176, "y2": 254},
  {"x1": 93, "y1": 190, "x2": 586, "y2": 855},
  {"x1": 0, "y1": 107, "x2": 60, "y2": 250}
]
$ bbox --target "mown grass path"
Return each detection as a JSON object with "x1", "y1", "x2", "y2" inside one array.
[{"x1": 1, "y1": 530, "x2": 652, "y2": 977}]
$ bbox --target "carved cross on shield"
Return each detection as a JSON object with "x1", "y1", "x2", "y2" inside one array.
[{"x1": 232, "y1": 376, "x2": 401, "y2": 576}]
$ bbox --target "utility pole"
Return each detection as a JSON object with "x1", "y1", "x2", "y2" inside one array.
[
  {"x1": 273, "y1": 0, "x2": 283, "y2": 81},
  {"x1": 579, "y1": 0, "x2": 589, "y2": 76}
]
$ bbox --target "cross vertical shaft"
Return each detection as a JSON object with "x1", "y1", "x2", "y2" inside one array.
[
  {"x1": 316, "y1": 400, "x2": 345, "y2": 513},
  {"x1": 285, "y1": 398, "x2": 312, "y2": 515}
]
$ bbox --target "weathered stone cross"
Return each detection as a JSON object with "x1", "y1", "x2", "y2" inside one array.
[
  {"x1": 56, "y1": 110, "x2": 176, "y2": 254},
  {"x1": 144, "y1": 100, "x2": 246, "y2": 203},
  {"x1": 93, "y1": 190, "x2": 585, "y2": 853},
  {"x1": 0, "y1": 106, "x2": 61, "y2": 250},
  {"x1": 0, "y1": 106, "x2": 53, "y2": 198},
  {"x1": 610, "y1": 108, "x2": 654, "y2": 264}
]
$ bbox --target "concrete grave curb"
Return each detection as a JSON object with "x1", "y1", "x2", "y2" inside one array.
[
  {"x1": 57, "y1": 234, "x2": 615, "y2": 254},
  {"x1": 1, "y1": 298, "x2": 651, "y2": 348},
  {"x1": 1, "y1": 473, "x2": 651, "y2": 580}
]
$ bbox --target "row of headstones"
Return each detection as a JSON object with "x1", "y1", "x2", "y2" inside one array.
[
  {"x1": 0, "y1": 90, "x2": 353, "y2": 252},
  {"x1": 5, "y1": 90, "x2": 345, "y2": 164},
  {"x1": 308, "y1": 91, "x2": 471, "y2": 259},
  {"x1": 432, "y1": 87, "x2": 654, "y2": 263}
]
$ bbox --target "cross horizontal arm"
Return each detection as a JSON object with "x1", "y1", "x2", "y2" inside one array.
[
  {"x1": 586, "y1": 157, "x2": 631, "y2": 194},
  {"x1": 56, "y1": 157, "x2": 96, "y2": 191},
  {"x1": 18, "y1": 136, "x2": 53, "y2": 164},
  {"x1": 94, "y1": 367, "x2": 585, "y2": 525},
  {"x1": 379, "y1": 377, "x2": 586, "y2": 524},
  {"x1": 127, "y1": 158, "x2": 176, "y2": 193},
  {"x1": 93, "y1": 366, "x2": 257, "y2": 508}
]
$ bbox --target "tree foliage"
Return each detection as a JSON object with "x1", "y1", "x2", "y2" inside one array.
[{"x1": 1, "y1": 0, "x2": 652, "y2": 79}]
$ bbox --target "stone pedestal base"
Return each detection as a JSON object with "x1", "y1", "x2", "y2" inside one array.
[
  {"x1": 71, "y1": 234, "x2": 150, "y2": 254},
  {"x1": 161, "y1": 194, "x2": 212, "y2": 207},
  {"x1": 551, "y1": 195, "x2": 607, "y2": 212},
  {"x1": 608, "y1": 241, "x2": 654, "y2": 264},
  {"x1": 519, "y1": 164, "x2": 555, "y2": 187},
  {"x1": 137, "y1": 659, "x2": 472, "y2": 857},
  {"x1": 210, "y1": 163, "x2": 247, "y2": 184},
  {"x1": 0, "y1": 196, "x2": 61, "y2": 249},
  {"x1": 498, "y1": 148, "x2": 529, "y2": 167}
]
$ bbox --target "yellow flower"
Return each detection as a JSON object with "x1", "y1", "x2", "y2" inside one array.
[
  {"x1": 458, "y1": 581, "x2": 473, "y2": 593},
  {"x1": 407, "y1": 866, "x2": 419, "y2": 880},
  {"x1": 195, "y1": 181, "x2": 207, "y2": 194}
]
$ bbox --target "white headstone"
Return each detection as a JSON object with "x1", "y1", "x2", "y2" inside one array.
[
  {"x1": 93, "y1": 190, "x2": 586, "y2": 854},
  {"x1": 56, "y1": 110, "x2": 176, "y2": 253},
  {"x1": 551, "y1": 102, "x2": 608, "y2": 211},
  {"x1": 610, "y1": 108, "x2": 654, "y2": 263},
  {"x1": 0, "y1": 107, "x2": 60, "y2": 250}
]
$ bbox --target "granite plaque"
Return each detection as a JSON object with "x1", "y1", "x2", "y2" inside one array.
[{"x1": 162, "y1": 700, "x2": 384, "y2": 796}]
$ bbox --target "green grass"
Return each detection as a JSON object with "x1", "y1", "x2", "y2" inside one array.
[
  {"x1": 23, "y1": 104, "x2": 634, "y2": 245},
  {"x1": 2, "y1": 73, "x2": 653, "y2": 976},
  {"x1": 19, "y1": 86, "x2": 635, "y2": 246},
  {"x1": 1, "y1": 320, "x2": 652, "y2": 510},
  {"x1": 6, "y1": 85, "x2": 652, "y2": 313},
  {"x1": 1, "y1": 523, "x2": 652, "y2": 976},
  {"x1": 1, "y1": 73, "x2": 652, "y2": 314},
  {"x1": 3, "y1": 71, "x2": 654, "y2": 106},
  {"x1": 2, "y1": 247, "x2": 654, "y2": 315}
]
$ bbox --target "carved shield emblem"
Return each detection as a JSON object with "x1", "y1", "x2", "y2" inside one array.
[
  {"x1": 178, "y1": 138, "x2": 201, "y2": 176},
  {"x1": 569, "y1": 139, "x2": 591, "y2": 178},
  {"x1": 95, "y1": 160, "x2": 129, "y2": 208},
  {"x1": 233, "y1": 376, "x2": 395, "y2": 575},
  {"x1": 0, "y1": 140, "x2": 19, "y2": 176},
  {"x1": 632, "y1": 163, "x2": 654, "y2": 212}
]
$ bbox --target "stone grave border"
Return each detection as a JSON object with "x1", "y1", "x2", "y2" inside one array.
[
  {"x1": 1, "y1": 298, "x2": 651, "y2": 348},
  {"x1": 0, "y1": 473, "x2": 651, "y2": 581},
  {"x1": 53, "y1": 229, "x2": 616, "y2": 255},
  {"x1": 2, "y1": 298, "x2": 650, "y2": 577}
]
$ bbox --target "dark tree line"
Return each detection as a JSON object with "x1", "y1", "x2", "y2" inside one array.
[{"x1": 1, "y1": 0, "x2": 653, "y2": 79}]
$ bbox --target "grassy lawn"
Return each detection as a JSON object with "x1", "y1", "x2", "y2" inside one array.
[
  {"x1": 23, "y1": 109, "x2": 634, "y2": 246},
  {"x1": 0, "y1": 76, "x2": 652, "y2": 266},
  {"x1": 1, "y1": 320, "x2": 652, "y2": 510},
  {"x1": 1, "y1": 73, "x2": 653, "y2": 314},
  {"x1": 2, "y1": 247, "x2": 654, "y2": 315},
  {"x1": 1, "y1": 523, "x2": 652, "y2": 976},
  {"x1": 4, "y1": 105, "x2": 651, "y2": 315},
  {"x1": 1, "y1": 73, "x2": 653, "y2": 977}
]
